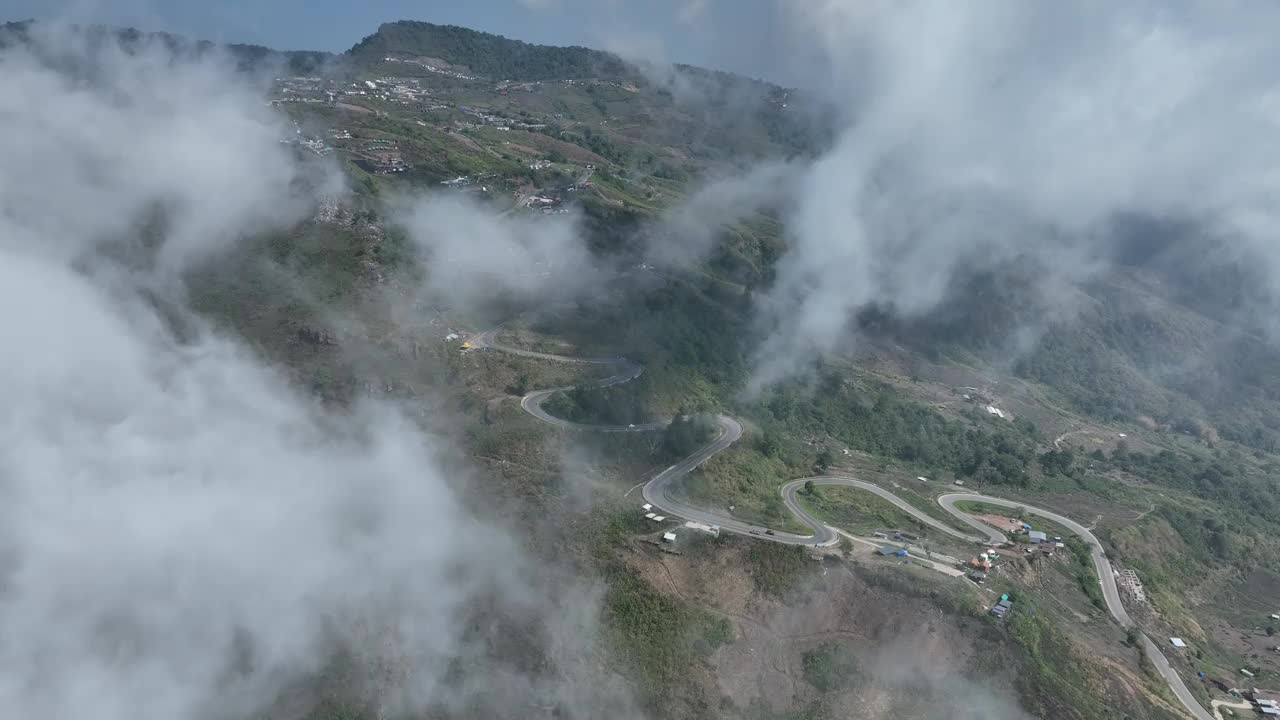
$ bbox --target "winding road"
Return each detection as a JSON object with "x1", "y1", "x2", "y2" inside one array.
[{"x1": 474, "y1": 329, "x2": 1213, "y2": 720}]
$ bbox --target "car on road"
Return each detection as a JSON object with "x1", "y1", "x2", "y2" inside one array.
[{"x1": 764, "y1": 529, "x2": 775, "y2": 536}]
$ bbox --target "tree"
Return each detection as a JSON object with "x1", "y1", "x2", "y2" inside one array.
[
  {"x1": 1266, "y1": 625, "x2": 1276, "y2": 637},
  {"x1": 803, "y1": 480, "x2": 816, "y2": 495},
  {"x1": 815, "y1": 449, "x2": 834, "y2": 472},
  {"x1": 756, "y1": 429, "x2": 782, "y2": 458},
  {"x1": 1125, "y1": 628, "x2": 1140, "y2": 648},
  {"x1": 506, "y1": 373, "x2": 529, "y2": 396},
  {"x1": 663, "y1": 414, "x2": 711, "y2": 459}
]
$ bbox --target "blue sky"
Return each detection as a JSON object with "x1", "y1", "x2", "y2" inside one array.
[{"x1": 5, "y1": 0, "x2": 804, "y2": 83}]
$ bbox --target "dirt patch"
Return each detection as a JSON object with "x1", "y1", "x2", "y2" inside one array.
[
  {"x1": 336, "y1": 102, "x2": 374, "y2": 114},
  {"x1": 974, "y1": 514, "x2": 1025, "y2": 534},
  {"x1": 512, "y1": 130, "x2": 607, "y2": 165},
  {"x1": 621, "y1": 539, "x2": 1029, "y2": 718},
  {"x1": 446, "y1": 130, "x2": 486, "y2": 153}
]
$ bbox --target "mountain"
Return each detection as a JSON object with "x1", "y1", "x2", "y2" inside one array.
[
  {"x1": 346, "y1": 20, "x2": 636, "y2": 82},
  {"x1": 0, "y1": 19, "x2": 334, "y2": 75}
]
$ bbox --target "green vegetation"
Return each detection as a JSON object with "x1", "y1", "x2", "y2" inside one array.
[
  {"x1": 745, "y1": 543, "x2": 811, "y2": 598},
  {"x1": 1063, "y1": 537, "x2": 1105, "y2": 611},
  {"x1": 679, "y1": 444, "x2": 807, "y2": 532},
  {"x1": 542, "y1": 376, "x2": 657, "y2": 425},
  {"x1": 1008, "y1": 609, "x2": 1125, "y2": 719},
  {"x1": 801, "y1": 641, "x2": 860, "y2": 692},
  {"x1": 554, "y1": 274, "x2": 752, "y2": 403},
  {"x1": 577, "y1": 507, "x2": 735, "y2": 704},
  {"x1": 349, "y1": 21, "x2": 634, "y2": 80},
  {"x1": 601, "y1": 558, "x2": 735, "y2": 697},
  {"x1": 662, "y1": 413, "x2": 716, "y2": 458},
  {"x1": 1111, "y1": 445, "x2": 1278, "y2": 520},
  {"x1": 753, "y1": 373, "x2": 1040, "y2": 487},
  {"x1": 800, "y1": 485, "x2": 928, "y2": 535}
]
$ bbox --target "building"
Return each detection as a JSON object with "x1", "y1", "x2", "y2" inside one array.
[
  {"x1": 662, "y1": 532, "x2": 677, "y2": 543},
  {"x1": 969, "y1": 571, "x2": 988, "y2": 583},
  {"x1": 1170, "y1": 638, "x2": 1187, "y2": 649},
  {"x1": 1255, "y1": 691, "x2": 1280, "y2": 717},
  {"x1": 877, "y1": 546, "x2": 898, "y2": 556},
  {"x1": 990, "y1": 598, "x2": 1013, "y2": 618},
  {"x1": 1028, "y1": 530, "x2": 1048, "y2": 544}
]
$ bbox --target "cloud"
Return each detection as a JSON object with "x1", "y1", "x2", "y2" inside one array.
[
  {"x1": 739, "y1": 0, "x2": 1280, "y2": 389},
  {"x1": 676, "y1": 0, "x2": 712, "y2": 26},
  {"x1": 648, "y1": 160, "x2": 796, "y2": 266},
  {"x1": 0, "y1": 21, "x2": 324, "y2": 278},
  {"x1": 0, "y1": 23, "x2": 637, "y2": 720},
  {"x1": 394, "y1": 194, "x2": 600, "y2": 312}
]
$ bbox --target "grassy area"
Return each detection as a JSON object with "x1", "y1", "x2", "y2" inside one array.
[
  {"x1": 1007, "y1": 607, "x2": 1126, "y2": 719},
  {"x1": 1063, "y1": 536, "x2": 1106, "y2": 610},
  {"x1": 601, "y1": 558, "x2": 733, "y2": 698},
  {"x1": 746, "y1": 543, "x2": 813, "y2": 599},
  {"x1": 576, "y1": 506, "x2": 733, "y2": 704},
  {"x1": 800, "y1": 641, "x2": 860, "y2": 692},
  {"x1": 675, "y1": 444, "x2": 809, "y2": 534},
  {"x1": 542, "y1": 379, "x2": 659, "y2": 425},
  {"x1": 797, "y1": 485, "x2": 928, "y2": 535}
]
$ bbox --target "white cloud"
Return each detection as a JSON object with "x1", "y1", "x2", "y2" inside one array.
[
  {"x1": 744, "y1": 0, "x2": 1280, "y2": 388},
  {"x1": 676, "y1": 0, "x2": 712, "y2": 26},
  {"x1": 395, "y1": 194, "x2": 598, "y2": 310},
  {"x1": 0, "y1": 23, "x2": 637, "y2": 720}
]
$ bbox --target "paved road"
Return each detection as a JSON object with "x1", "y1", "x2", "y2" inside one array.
[
  {"x1": 479, "y1": 329, "x2": 1212, "y2": 720},
  {"x1": 474, "y1": 330, "x2": 833, "y2": 544},
  {"x1": 938, "y1": 494, "x2": 1211, "y2": 720},
  {"x1": 640, "y1": 414, "x2": 836, "y2": 546},
  {"x1": 780, "y1": 477, "x2": 1003, "y2": 545}
]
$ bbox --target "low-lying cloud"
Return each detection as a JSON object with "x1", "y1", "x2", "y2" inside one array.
[
  {"x1": 685, "y1": 1, "x2": 1280, "y2": 389},
  {"x1": 394, "y1": 194, "x2": 598, "y2": 312},
  {"x1": 1, "y1": 23, "x2": 635, "y2": 720}
]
